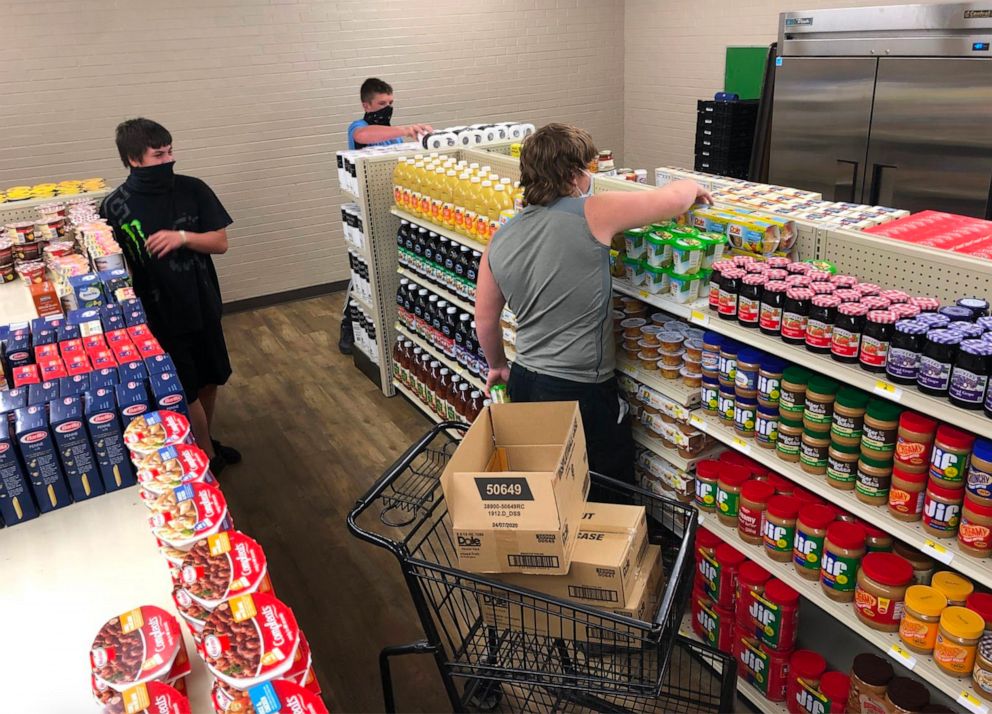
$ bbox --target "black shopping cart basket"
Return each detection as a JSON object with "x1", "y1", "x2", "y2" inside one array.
[{"x1": 347, "y1": 422, "x2": 737, "y2": 713}]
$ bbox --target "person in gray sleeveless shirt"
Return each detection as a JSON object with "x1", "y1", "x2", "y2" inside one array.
[{"x1": 476, "y1": 123, "x2": 711, "y2": 490}]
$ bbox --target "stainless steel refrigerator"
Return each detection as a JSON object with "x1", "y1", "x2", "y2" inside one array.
[{"x1": 768, "y1": 3, "x2": 992, "y2": 218}]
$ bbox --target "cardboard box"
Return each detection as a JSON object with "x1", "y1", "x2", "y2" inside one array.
[
  {"x1": 4, "y1": 332, "x2": 32, "y2": 369},
  {"x1": 33, "y1": 328, "x2": 56, "y2": 346},
  {"x1": 64, "y1": 353, "x2": 92, "y2": 376},
  {"x1": 88, "y1": 350, "x2": 117, "y2": 371},
  {"x1": 440, "y1": 402, "x2": 590, "y2": 575},
  {"x1": 30, "y1": 281, "x2": 62, "y2": 317},
  {"x1": 98, "y1": 268, "x2": 131, "y2": 295},
  {"x1": 0, "y1": 388, "x2": 29, "y2": 427},
  {"x1": 495, "y1": 504, "x2": 648, "y2": 607},
  {"x1": 34, "y1": 343, "x2": 59, "y2": 362},
  {"x1": 38, "y1": 357, "x2": 68, "y2": 381},
  {"x1": 150, "y1": 371, "x2": 189, "y2": 418},
  {"x1": 13, "y1": 364, "x2": 40, "y2": 388},
  {"x1": 50, "y1": 396, "x2": 104, "y2": 502},
  {"x1": 68, "y1": 274, "x2": 105, "y2": 309},
  {"x1": 136, "y1": 336, "x2": 164, "y2": 358},
  {"x1": 102, "y1": 313, "x2": 125, "y2": 333},
  {"x1": 56, "y1": 322, "x2": 81, "y2": 342},
  {"x1": 84, "y1": 388, "x2": 136, "y2": 492},
  {"x1": 99, "y1": 302, "x2": 123, "y2": 323},
  {"x1": 14, "y1": 404, "x2": 71, "y2": 513},
  {"x1": 0, "y1": 421, "x2": 39, "y2": 526},
  {"x1": 31, "y1": 316, "x2": 62, "y2": 335},
  {"x1": 119, "y1": 360, "x2": 148, "y2": 383}
]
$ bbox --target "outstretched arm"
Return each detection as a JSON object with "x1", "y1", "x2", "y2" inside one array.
[
  {"x1": 584, "y1": 179, "x2": 712, "y2": 245},
  {"x1": 475, "y1": 249, "x2": 508, "y2": 394}
]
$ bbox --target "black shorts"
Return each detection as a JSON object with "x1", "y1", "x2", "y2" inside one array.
[{"x1": 156, "y1": 322, "x2": 233, "y2": 403}]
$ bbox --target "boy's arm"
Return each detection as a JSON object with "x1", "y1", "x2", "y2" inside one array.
[
  {"x1": 146, "y1": 229, "x2": 227, "y2": 258},
  {"x1": 352, "y1": 123, "x2": 433, "y2": 145},
  {"x1": 476, "y1": 249, "x2": 508, "y2": 394}
]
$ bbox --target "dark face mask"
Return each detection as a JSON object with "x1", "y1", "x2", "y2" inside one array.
[
  {"x1": 364, "y1": 105, "x2": 394, "y2": 126},
  {"x1": 126, "y1": 161, "x2": 176, "y2": 194}
]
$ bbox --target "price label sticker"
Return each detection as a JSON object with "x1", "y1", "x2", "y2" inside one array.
[
  {"x1": 731, "y1": 436, "x2": 752, "y2": 454},
  {"x1": 922, "y1": 539, "x2": 955, "y2": 565},
  {"x1": 689, "y1": 414, "x2": 707, "y2": 431},
  {"x1": 639, "y1": 291, "x2": 650, "y2": 299},
  {"x1": 887, "y1": 643, "x2": 917, "y2": 671},
  {"x1": 873, "y1": 380, "x2": 904, "y2": 402},
  {"x1": 958, "y1": 691, "x2": 990, "y2": 714},
  {"x1": 690, "y1": 309, "x2": 710, "y2": 327}
]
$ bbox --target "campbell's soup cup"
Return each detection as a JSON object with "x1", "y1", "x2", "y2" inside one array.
[
  {"x1": 173, "y1": 587, "x2": 209, "y2": 639},
  {"x1": 202, "y1": 593, "x2": 301, "y2": 690},
  {"x1": 136, "y1": 444, "x2": 211, "y2": 496},
  {"x1": 246, "y1": 679, "x2": 329, "y2": 714},
  {"x1": 180, "y1": 531, "x2": 270, "y2": 611},
  {"x1": 124, "y1": 411, "x2": 192, "y2": 459},
  {"x1": 100, "y1": 680, "x2": 191, "y2": 714},
  {"x1": 90, "y1": 606, "x2": 182, "y2": 692},
  {"x1": 148, "y1": 482, "x2": 232, "y2": 552}
]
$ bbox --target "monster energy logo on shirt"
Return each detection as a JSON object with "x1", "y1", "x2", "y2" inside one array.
[{"x1": 118, "y1": 219, "x2": 147, "y2": 260}]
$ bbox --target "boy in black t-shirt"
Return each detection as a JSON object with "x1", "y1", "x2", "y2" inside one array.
[{"x1": 101, "y1": 118, "x2": 241, "y2": 473}]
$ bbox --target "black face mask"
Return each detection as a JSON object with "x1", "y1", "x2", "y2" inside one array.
[
  {"x1": 364, "y1": 105, "x2": 394, "y2": 126},
  {"x1": 126, "y1": 161, "x2": 176, "y2": 194}
]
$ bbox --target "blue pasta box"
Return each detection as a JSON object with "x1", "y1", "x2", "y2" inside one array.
[
  {"x1": 144, "y1": 354, "x2": 177, "y2": 376},
  {"x1": 31, "y1": 316, "x2": 63, "y2": 335},
  {"x1": 84, "y1": 388, "x2": 136, "y2": 492},
  {"x1": 115, "y1": 379, "x2": 150, "y2": 427},
  {"x1": 100, "y1": 302, "x2": 123, "y2": 325},
  {"x1": 33, "y1": 328, "x2": 56, "y2": 346},
  {"x1": 88, "y1": 368, "x2": 119, "y2": 392},
  {"x1": 28, "y1": 381, "x2": 59, "y2": 407},
  {"x1": 150, "y1": 372, "x2": 189, "y2": 418},
  {"x1": 0, "y1": 421, "x2": 38, "y2": 526},
  {"x1": 99, "y1": 269, "x2": 132, "y2": 295},
  {"x1": 123, "y1": 306, "x2": 147, "y2": 328},
  {"x1": 102, "y1": 313, "x2": 125, "y2": 333},
  {"x1": 57, "y1": 322, "x2": 81, "y2": 342},
  {"x1": 14, "y1": 404, "x2": 71, "y2": 513},
  {"x1": 59, "y1": 374, "x2": 91, "y2": 398},
  {"x1": 0, "y1": 388, "x2": 29, "y2": 428},
  {"x1": 68, "y1": 273, "x2": 105, "y2": 309},
  {"x1": 5, "y1": 331, "x2": 32, "y2": 369},
  {"x1": 67, "y1": 307, "x2": 101, "y2": 330},
  {"x1": 50, "y1": 396, "x2": 104, "y2": 502},
  {"x1": 119, "y1": 360, "x2": 148, "y2": 383}
]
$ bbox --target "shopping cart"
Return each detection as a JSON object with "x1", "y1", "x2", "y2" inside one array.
[{"x1": 347, "y1": 422, "x2": 737, "y2": 713}]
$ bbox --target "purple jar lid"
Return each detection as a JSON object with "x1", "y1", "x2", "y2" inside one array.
[
  {"x1": 958, "y1": 297, "x2": 989, "y2": 312},
  {"x1": 978, "y1": 316, "x2": 992, "y2": 332},
  {"x1": 961, "y1": 339, "x2": 992, "y2": 356},
  {"x1": 894, "y1": 319, "x2": 929, "y2": 335},
  {"x1": 939, "y1": 305, "x2": 974, "y2": 322},
  {"x1": 949, "y1": 322, "x2": 986, "y2": 339},
  {"x1": 927, "y1": 329, "x2": 964, "y2": 345},
  {"x1": 917, "y1": 313, "x2": 951, "y2": 328}
]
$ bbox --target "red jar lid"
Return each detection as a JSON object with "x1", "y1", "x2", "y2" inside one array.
[
  {"x1": 766, "y1": 269, "x2": 789, "y2": 281},
  {"x1": 812, "y1": 294, "x2": 841, "y2": 307},
  {"x1": 746, "y1": 263, "x2": 769, "y2": 274},
  {"x1": 696, "y1": 527, "x2": 721, "y2": 551},
  {"x1": 892, "y1": 303, "x2": 921, "y2": 319},
  {"x1": 861, "y1": 521, "x2": 888, "y2": 539},
  {"x1": 765, "y1": 578, "x2": 799, "y2": 606},
  {"x1": 786, "y1": 287, "x2": 814, "y2": 300},
  {"x1": 835, "y1": 289, "x2": 862, "y2": 303},
  {"x1": 787, "y1": 262, "x2": 812, "y2": 273},
  {"x1": 789, "y1": 650, "x2": 827, "y2": 680},
  {"x1": 743, "y1": 273, "x2": 767, "y2": 286},
  {"x1": 838, "y1": 302, "x2": 869, "y2": 316},
  {"x1": 861, "y1": 552, "x2": 914, "y2": 587},
  {"x1": 856, "y1": 283, "x2": 881, "y2": 295},
  {"x1": 860, "y1": 296, "x2": 891, "y2": 310},
  {"x1": 900, "y1": 411, "x2": 938, "y2": 434},
  {"x1": 733, "y1": 255, "x2": 757, "y2": 266},
  {"x1": 910, "y1": 296, "x2": 940, "y2": 311},
  {"x1": 867, "y1": 309, "x2": 898, "y2": 324},
  {"x1": 739, "y1": 561, "x2": 771, "y2": 587},
  {"x1": 966, "y1": 592, "x2": 992, "y2": 625},
  {"x1": 719, "y1": 466, "x2": 751, "y2": 488},
  {"x1": 786, "y1": 275, "x2": 813, "y2": 286},
  {"x1": 715, "y1": 543, "x2": 746, "y2": 567},
  {"x1": 719, "y1": 451, "x2": 762, "y2": 475},
  {"x1": 807, "y1": 270, "x2": 831, "y2": 282},
  {"x1": 793, "y1": 487, "x2": 823, "y2": 506},
  {"x1": 696, "y1": 460, "x2": 721, "y2": 481},
  {"x1": 880, "y1": 290, "x2": 910, "y2": 303},
  {"x1": 827, "y1": 521, "x2": 866, "y2": 550},
  {"x1": 742, "y1": 480, "x2": 776, "y2": 504},
  {"x1": 892, "y1": 464, "x2": 927, "y2": 484},
  {"x1": 964, "y1": 497, "x2": 992, "y2": 518},
  {"x1": 820, "y1": 671, "x2": 851, "y2": 702},
  {"x1": 928, "y1": 480, "x2": 966, "y2": 500},
  {"x1": 798, "y1": 503, "x2": 837, "y2": 530},
  {"x1": 767, "y1": 494, "x2": 801, "y2": 519},
  {"x1": 767, "y1": 474, "x2": 794, "y2": 496},
  {"x1": 723, "y1": 268, "x2": 746, "y2": 279},
  {"x1": 764, "y1": 280, "x2": 789, "y2": 293},
  {"x1": 936, "y1": 424, "x2": 976, "y2": 451},
  {"x1": 830, "y1": 274, "x2": 858, "y2": 287},
  {"x1": 767, "y1": 257, "x2": 790, "y2": 268},
  {"x1": 811, "y1": 282, "x2": 837, "y2": 295}
]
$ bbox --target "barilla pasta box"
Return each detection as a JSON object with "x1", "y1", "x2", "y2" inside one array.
[
  {"x1": 83, "y1": 334, "x2": 107, "y2": 352},
  {"x1": 60, "y1": 338, "x2": 84, "y2": 359},
  {"x1": 68, "y1": 273, "x2": 105, "y2": 309},
  {"x1": 0, "y1": 388, "x2": 29, "y2": 427},
  {"x1": 0, "y1": 419, "x2": 39, "y2": 526},
  {"x1": 28, "y1": 380, "x2": 59, "y2": 407},
  {"x1": 59, "y1": 374, "x2": 91, "y2": 398},
  {"x1": 34, "y1": 343, "x2": 59, "y2": 361},
  {"x1": 115, "y1": 380, "x2": 151, "y2": 427},
  {"x1": 13, "y1": 364, "x2": 40, "y2": 388},
  {"x1": 49, "y1": 396, "x2": 104, "y2": 502},
  {"x1": 150, "y1": 372, "x2": 189, "y2": 418},
  {"x1": 98, "y1": 269, "x2": 132, "y2": 295},
  {"x1": 14, "y1": 404, "x2": 71, "y2": 513},
  {"x1": 99, "y1": 301, "x2": 122, "y2": 322},
  {"x1": 57, "y1": 321, "x2": 81, "y2": 342},
  {"x1": 88, "y1": 368, "x2": 119, "y2": 392},
  {"x1": 113, "y1": 342, "x2": 140, "y2": 364},
  {"x1": 84, "y1": 388, "x2": 136, "y2": 492},
  {"x1": 66, "y1": 307, "x2": 100, "y2": 327},
  {"x1": 122, "y1": 300, "x2": 147, "y2": 328},
  {"x1": 30, "y1": 315, "x2": 63, "y2": 334},
  {"x1": 38, "y1": 357, "x2": 68, "y2": 381},
  {"x1": 136, "y1": 337, "x2": 164, "y2": 358},
  {"x1": 64, "y1": 353, "x2": 92, "y2": 376},
  {"x1": 102, "y1": 313, "x2": 125, "y2": 333},
  {"x1": 145, "y1": 354, "x2": 177, "y2": 376},
  {"x1": 4, "y1": 331, "x2": 32, "y2": 369},
  {"x1": 119, "y1": 360, "x2": 149, "y2": 383},
  {"x1": 127, "y1": 324, "x2": 152, "y2": 341},
  {"x1": 105, "y1": 329, "x2": 132, "y2": 348},
  {"x1": 88, "y1": 350, "x2": 117, "y2": 372},
  {"x1": 33, "y1": 328, "x2": 56, "y2": 346}
]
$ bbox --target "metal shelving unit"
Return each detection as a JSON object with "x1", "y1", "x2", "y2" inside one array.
[
  {"x1": 616, "y1": 359, "x2": 699, "y2": 409},
  {"x1": 350, "y1": 291, "x2": 375, "y2": 316},
  {"x1": 396, "y1": 266, "x2": 475, "y2": 314},
  {"x1": 688, "y1": 410, "x2": 992, "y2": 590},
  {"x1": 631, "y1": 424, "x2": 722, "y2": 471},
  {"x1": 394, "y1": 322, "x2": 485, "y2": 391},
  {"x1": 392, "y1": 379, "x2": 444, "y2": 425},
  {"x1": 390, "y1": 208, "x2": 488, "y2": 253}
]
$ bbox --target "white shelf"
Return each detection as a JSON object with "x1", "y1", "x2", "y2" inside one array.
[
  {"x1": 628, "y1": 285, "x2": 992, "y2": 443},
  {"x1": 340, "y1": 186, "x2": 361, "y2": 203},
  {"x1": 395, "y1": 322, "x2": 486, "y2": 391},
  {"x1": 350, "y1": 290, "x2": 375, "y2": 315},
  {"x1": 689, "y1": 410, "x2": 992, "y2": 592},
  {"x1": 393, "y1": 379, "x2": 444, "y2": 424},
  {"x1": 616, "y1": 359, "x2": 700, "y2": 409},
  {"x1": 0, "y1": 488, "x2": 211, "y2": 711},
  {"x1": 397, "y1": 266, "x2": 475, "y2": 314},
  {"x1": 696, "y1": 507, "x2": 985, "y2": 707},
  {"x1": 0, "y1": 188, "x2": 110, "y2": 213},
  {"x1": 631, "y1": 424, "x2": 722, "y2": 471},
  {"x1": 677, "y1": 615, "x2": 787, "y2": 714},
  {"x1": 391, "y1": 208, "x2": 488, "y2": 253}
]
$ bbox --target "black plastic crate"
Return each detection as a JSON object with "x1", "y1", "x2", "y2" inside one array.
[
  {"x1": 694, "y1": 144, "x2": 752, "y2": 162},
  {"x1": 697, "y1": 99, "x2": 759, "y2": 117},
  {"x1": 694, "y1": 134, "x2": 753, "y2": 152},
  {"x1": 695, "y1": 157, "x2": 750, "y2": 179}
]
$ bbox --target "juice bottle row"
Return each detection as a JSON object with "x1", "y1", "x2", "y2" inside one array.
[
  {"x1": 392, "y1": 153, "x2": 522, "y2": 243},
  {"x1": 392, "y1": 339, "x2": 485, "y2": 422},
  {"x1": 396, "y1": 219, "x2": 481, "y2": 303}
]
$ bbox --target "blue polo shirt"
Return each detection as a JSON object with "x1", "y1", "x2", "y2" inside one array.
[{"x1": 348, "y1": 120, "x2": 404, "y2": 150}]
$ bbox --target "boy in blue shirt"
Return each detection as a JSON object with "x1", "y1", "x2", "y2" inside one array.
[{"x1": 341, "y1": 78, "x2": 432, "y2": 353}]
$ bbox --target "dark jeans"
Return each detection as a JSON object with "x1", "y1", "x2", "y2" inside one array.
[{"x1": 507, "y1": 364, "x2": 635, "y2": 501}]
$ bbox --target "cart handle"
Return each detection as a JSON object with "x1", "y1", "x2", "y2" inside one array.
[{"x1": 346, "y1": 421, "x2": 468, "y2": 557}]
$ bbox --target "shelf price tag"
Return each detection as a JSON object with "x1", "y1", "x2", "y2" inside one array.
[
  {"x1": 689, "y1": 413, "x2": 707, "y2": 432},
  {"x1": 731, "y1": 436, "x2": 752, "y2": 454},
  {"x1": 887, "y1": 643, "x2": 917, "y2": 671},
  {"x1": 958, "y1": 691, "x2": 990, "y2": 714},
  {"x1": 921, "y1": 539, "x2": 955, "y2": 565},
  {"x1": 873, "y1": 380, "x2": 904, "y2": 402},
  {"x1": 689, "y1": 309, "x2": 710, "y2": 327},
  {"x1": 639, "y1": 290, "x2": 651, "y2": 300}
]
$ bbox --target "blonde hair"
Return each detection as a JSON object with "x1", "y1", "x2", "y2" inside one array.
[{"x1": 519, "y1": 123, "x2": 597, "y2": 207}]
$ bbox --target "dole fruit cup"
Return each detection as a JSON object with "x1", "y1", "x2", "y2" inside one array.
[
  {"x1": 148, "y1": 482, "x2": 232, "y2": 552},
  {"x1": 90, "y1": 606, "x2": 183, "y2": 692},
  {"x1": 180, "y1": 530, "x2": 271, "y2": 611},
  {"x1": 124, "y1": 410, "x2": 193, "y2": 459}
]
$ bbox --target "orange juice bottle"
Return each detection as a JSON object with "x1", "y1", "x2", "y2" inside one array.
[
  {"x1": 491, "y1": 183, "x2": 513, "y2": 237},
  {"x1": 511, "y1": 180, "x2": 524, "y2": 212},
  {"x1": 401, "y1": 158, "x2": 418, "y2": 210},
  {"x1": 419, "y1": 164, "x2": 437, "y2": 217},
  {"x1": 468, "y1": 162, "x2": 480, "y2": 177},
  {"x1": 475, "y1": 180, "x2": 494, "y2": 242},
  {"x1": 464, "y1": 176, "x2": 483, "y2": 238},
  {"x1": 430, "y1": 167, "x2": 447, "y2": 224},
  {"x1": 391, "y1": 159, "x2": 405, "y2": 208},
  {"x1": 442, "y1": 170, "x2": 458, "y2": 229},
  {"x1": 410, "y1": 161, "x2": 426, "y2": 216},
  {"x1": 453, "y1": 172, "x2": 471, "y2": 235}
]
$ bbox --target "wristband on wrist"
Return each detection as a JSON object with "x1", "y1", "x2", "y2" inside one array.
[{"x1": 179, "y1": 230, "x2": 187, "y2": 245}]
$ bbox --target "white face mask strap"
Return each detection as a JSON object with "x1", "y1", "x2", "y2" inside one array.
[{"x1": 578, "y1": 170, "x2": 594, "y2": 198}]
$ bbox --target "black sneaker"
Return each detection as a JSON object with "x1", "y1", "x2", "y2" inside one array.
[
  {"x1": 212, "y1": 439, "x2": 242, "y2": 465},
  {"x1": 338, "y1": 318, "x2": 354, "y2": 355},
  {"x1": 210, "y1": 452, "x2": 227, "y2": 477}
]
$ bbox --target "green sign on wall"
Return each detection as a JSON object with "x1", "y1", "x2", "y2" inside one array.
[{"x1": 725, "y1": 46, "x2": 769, "y2": 100}]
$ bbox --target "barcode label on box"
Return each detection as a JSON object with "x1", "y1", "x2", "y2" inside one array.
[
  {"x1": 508, "y1": 554, "x2": 560, "y2": 569},
  {"x1": 568, "y1": 585, "x2": 619, "y2": 603}
]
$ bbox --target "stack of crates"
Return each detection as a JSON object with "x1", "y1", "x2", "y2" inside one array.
[{"x1": 694, "y1": 99, "x2": 758, "y2": 179}]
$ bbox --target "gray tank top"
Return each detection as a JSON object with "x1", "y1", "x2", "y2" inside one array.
[{"x1": 487, "y1": 196, "x2": 614, "y2": 383}]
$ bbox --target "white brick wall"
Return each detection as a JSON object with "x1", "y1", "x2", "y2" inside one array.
[
  {"x1": 0, "y1": 0, "x2": 624, "y2": 302},
  {"x1": 623, "y1": 0, "x2": 956, "y2": 178}
]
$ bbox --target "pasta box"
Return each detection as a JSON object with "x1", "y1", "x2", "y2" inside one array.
[
  {"x1": 14, "y1": 404, "x2": 71, "y2": 513},
  {"x1": 13, "y1": 364, "x2": 41, "y2": 387},
  {"x1": 120, "y1": 360, "x2": 149, "y2": 383},
  {"x1": 150, "y1": 372, "x2": 188, "y2": 418},
  {"x1": 136, "y1": 337, "x2": 164, "y2": 358},
  {"x1": 145, "y1": 354, "x2": 177, "y2": 376},
  {"x1": 116, "y1": 380, "x2": 151, "y2": 427},
  {"x1": 88, "y1": 350, "x2": 118, "y2": 371},
  {"x1": 57, "y1": 321, "x2": 81, "y2": 342},
  {"x1": 105, "y1": 329, "x2": 132, "y2": 347},
  {"x1": 64, "y1": 353, "x2": 92, "y2": 376},
  {"x1": 89, "y1": 368, "x2": 119, "y2": 392},
  {"x1": 84, "y1": 388, "x2": 136, "y2": 492},
  {"x1": 68, "y1": 273, "x2": 106, "y2": 309},
  {"x1": 60, "y1": 338, "x2": 84, "y2": 359},
  {"x1": 102, "y1": 313, "x2": 125, "y2": 333},
  {"x1": 127, "y1": 324, "x2": 152, "y2": 341},
  {"x1": 50, "y1": 395, "x2": 104, "y2": 502},
  {"x1": 67, "y1": 308, "x2": 101, "y2": 337},
  {"x1": 0, "y1": 419, "x2": 39, "y2": 526},
  {"x1": 4, "y1": 331, "x2": 32, "y2": 369},
  {"x1": 0, "y1": 388, "x2": 29, "y2": 426},
  {"x1": 38, "y1": 357, "x2": 68, "y2": 381},
  {"x1": 122, "y1": 303, "x2": 148, "y2": 328},
  {"x1": 98, "y1": 269, "x2": 132, "y2": 295},
  {"x1": 59, "y1": 374, "x2": 91, "y2": 398},
  {"x1": 32, "y1": 328, "x2": 56, "y2": 346},
  {"x1": 34, "y1": 343, "x2": 60, "y2": 361},
  {"x1": 113, "y1": 342, "x2": 140, "y2": 364},
  {"x1": 99, "y1": 302, "x2": 123, "y2": 323},
  {"x1": 28, "y1": 380, "x2": 59, "y2": 407},
  {"x1": 31, "y1": 316, "x2": 63, "y2": 334},
  {"x1": 83, "y1": 334, "x2": 107, "y2": 352}
]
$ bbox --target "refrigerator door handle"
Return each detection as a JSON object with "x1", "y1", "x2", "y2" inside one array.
[
  {"x1": 869, "y1": 162, "x2": 897, "y2": 207},
  {"x1": 835, "y1": 159, "x2": 860, "y2": 203}
]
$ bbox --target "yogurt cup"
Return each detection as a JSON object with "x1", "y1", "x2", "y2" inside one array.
[
  {"x1": 645, "y1": 232, "x2": 673, "y2": 268},
  {"x1": 137, "y1": 444, "x2": 212, "y2": 496},
  {"x1": 672, "y1": 236, "x2": 704, "y2": 275},
  {"x1": 125, "y1": 411, "x2": 193, "y2": 457},
  {"x1": 202, "y1": 593, "x2": 301, "y2": 690},
  {"x1": 643, "y1": 264, "x2": 670, "y2": 294},
  {"x1": 149, "y1": 482, "x2": 232, "y2": 552},
  {"x1": 623, "y1": 228, "x2": 649, "y2": 260},
  {"x1": 90, "y1": 606, "x2": 183, "y2": 692},
  {"x1": 180, "y1": 531, "x2": 270, "y2": 610},
  {"x1": 670, "y1": 273, "x2": 697, "y2": 304},
  {"x1": 623, "y1": 256, "x2": 647, "y2": 286},
  {"x1": 699, "y1": 232, "x2": 727, "y2": 269}
]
